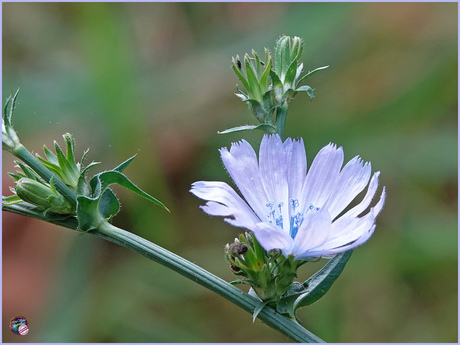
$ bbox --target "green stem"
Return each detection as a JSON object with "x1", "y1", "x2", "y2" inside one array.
[
  {"x1": 275, "y1": 104, "x2": 288, "y2": 141},
  {"x1": 2, "y1": 203, "x2": 325, "y2": 343},
  {"x1": 11, "y1": 144, "x2": 77, "y2": 207}
]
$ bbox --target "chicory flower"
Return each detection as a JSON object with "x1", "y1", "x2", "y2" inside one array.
[{"x1": 191, "y1": 134, "x2": 386, "y2": 260}]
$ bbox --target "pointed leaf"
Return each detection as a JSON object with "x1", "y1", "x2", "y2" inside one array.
[
  {"x1": 63, "y1": 133, "x2": 76, "y2": 164},
  {"x1": 253, "y1": 49, "x2": 262, "y2": 78},
  {"x1": 2, "y1": 194, "x2": 23, "y2": 205},
  {"x1": 218, "y1": 124, "x2": 278, "y2": 135},
  {"x1": 259, "y1": 56, "x2": 272, "y2": 91},
  {"x1": 96, "y1": 170, "x2": 169, "y2": 212},
  {"x1": 294, "y1": 250, "x2": 353, "y2": 311},
  {"x1": 113, "y1": 155, "x2": 137, "y2": 173},
  {"x1": 276, "y1": 282, "x2": 305, "y2": 317},
  {"x1": 296, "y1": 65, "x2": 329, "y2": 87},
  {"x1": 54, "y1": 141, "x2": 73, "y2": 173},
  {"x1": 253, "y1": 301, "x2": 269, "y2": 323},
  {"x1": 232, "y1": 57, "x2": 250, "y2": 91},
  {"x1": 244, "y1": 54, "x2": 262, "y2": 100},
  {"x1": 43, "y1": 145, "x2": 59, "y2": 165}
]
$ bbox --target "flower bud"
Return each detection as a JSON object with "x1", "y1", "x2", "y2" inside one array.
[{"x1": 14, "y1": 178, "x2": 74, "y2": 214}]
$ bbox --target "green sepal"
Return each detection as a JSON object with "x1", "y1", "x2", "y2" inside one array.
[
  {"x1": 218, "y1": 124, "x2": 278, "y2": 135},
  {"x1": 296, "y1": 85, "x2": 315, "y2": 101}
]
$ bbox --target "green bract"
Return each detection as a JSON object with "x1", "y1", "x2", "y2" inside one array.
[
  {"x1": 223, "y1": 35, "x2": 329, "y2": 138},
  {"x1": 2, "y1": 89, "x2": 169, "y2": 231}
]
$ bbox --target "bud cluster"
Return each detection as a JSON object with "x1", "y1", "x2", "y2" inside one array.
[
  {"x1": 225, "y1": 232, "x2": 303, "y2": 304},
  {"x1": 229, "y1": 36, "x2": 328, "y2": 136},
  {"x1": 3, "y1": 133, "x2": 89, "y2": 215}
]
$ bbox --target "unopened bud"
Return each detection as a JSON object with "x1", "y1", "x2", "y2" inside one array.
[{"x1": 15, "y1": 178, "x2": 74, "y2": 214}]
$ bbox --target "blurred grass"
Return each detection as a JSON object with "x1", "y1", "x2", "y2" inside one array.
[{"x1": 2, "y1": 2, "x2": 457, "y2": 343}]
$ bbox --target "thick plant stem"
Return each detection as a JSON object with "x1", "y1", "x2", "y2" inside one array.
[
  {"x1": 11, "y1": 144, "x2": 77, "y2": 207},
  {"x1": 2, "y1": 203, "x2": 325, "y2": 343}
]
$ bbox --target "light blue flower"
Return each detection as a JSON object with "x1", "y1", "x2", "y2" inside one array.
[{"x1": 191, "y1": 134, "x2": 386, "y2": 260}]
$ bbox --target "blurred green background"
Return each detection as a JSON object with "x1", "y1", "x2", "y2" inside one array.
[{"x1": 2, "y1": 2, "x2": 457, "y2": 343}]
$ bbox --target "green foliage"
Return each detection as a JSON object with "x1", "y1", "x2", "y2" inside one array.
[{"x1": 2, "y1": 2, "x2": 457, "y2": 343}]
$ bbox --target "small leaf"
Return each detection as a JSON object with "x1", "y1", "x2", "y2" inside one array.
[
  {"x1": 43, "y1": 145, "x2": 59, "y2": 165},
  {"x1": 232, "y1": 57, "x2": 250, "y2": 91},
  {"x1": 2, "y1": 194, "x2": 23, "y2": 205},
  {"x1": 76, "y1": 196, "x2": 100, "y2": 231},
  {"x1": 276, "y1": 282, "x2": 305, "y2": 317},
  {"x1": 253, "y1": 301, "x2": 269, "y2": 323},
  {"x1": 246, "y1": 99, "x2": 267, "y2": 122},
  {"x1": 296, "y1": 65, "x2": 329, "y2": 86},
  {"x1": 296, "y1": 85, "x2": 315, "y2": 101},
  {"x1": 113, "y1": 155, "x2": 136, "y2": 173},
  {"x1": 218, "y1": 124, "x2": 278, "y2": 135},
  {"x1": 244, "y1": 55, "x2": 262, "y2": 100},
  {"x1": 54, "y1": 141, "x2": 73, "y2": 173},
  {"x1": 294, "y1": 250, "x2": 353, "y2": 311},
  {"x1": 259, "y1": 56, "x2": 272, "y2": 90},
  {"x1": 230, "y1": 279, "x2": 253, "y2": 286},
  {"x1": 98, "y1": 188, "x2": 120, "y2": 219},
  {"x1": 94, "y1": 170, "x2": 169, "y2": 212}
]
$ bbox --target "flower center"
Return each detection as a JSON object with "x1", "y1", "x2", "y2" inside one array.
[{"x1": 266, "y1": 199, "x2": 320, "y2": 239}]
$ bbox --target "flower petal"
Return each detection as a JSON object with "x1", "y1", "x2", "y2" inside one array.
[
  {"x1": 259, "y1": 135, "x2": 290, "y2": 228},
  {"x1": 190, "y1": 181, "x2": 259, "y2": 224},
  {"x1": 283, "y1": 137, "x2": 307, "y2": 203},
  {"x1": 252, "y1": 222, "x2": 293, "y2": 256},
  {"x1": 299, "y1": 225, "x2": 376, "y2": 257},
  {"x1": 342, "y1": 171, "x2": 381, "y2": 218},
  {"x1": 220, "y1": 140, "x2": 269, "y2": 220},
  {"x1": 300, "y1": 143, "x2": 344, "y2": 210},
  {"x1": 291, "y1": 208, "x2": 332, "y2": 258},
  {"x1": 200, "y1": 201, "x2": 256, "y2": 229},
  {"x1": 324, "y1": 156, "x2": 372, "y2": 220}
]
